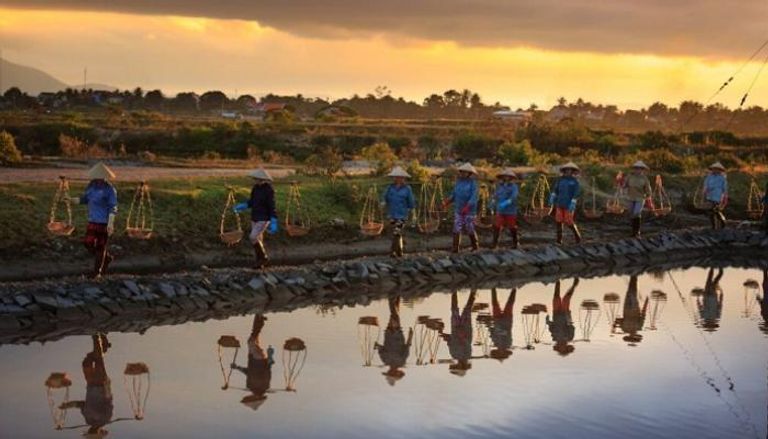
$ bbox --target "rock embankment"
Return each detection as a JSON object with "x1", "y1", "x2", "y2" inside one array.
[{"x1": 0, "y1": 228, "x2": 766, "y2": 344}]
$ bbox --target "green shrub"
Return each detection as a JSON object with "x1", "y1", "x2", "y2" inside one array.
[
  {"x1": 0, "y1": 131, "x2": 22, "y2": 164},
  {"x1": 361, "y1": 142, "x2": 397, "y2": 175}
]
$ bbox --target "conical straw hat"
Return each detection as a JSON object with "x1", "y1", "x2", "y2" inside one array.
[
  {"x1": 387, "y1": 166, "x2": 411, "y2": 178},
  {"x1": 240, "y1": 394, "x2": 267, "y2": 410},
  {"x1": 457, "y1": 162, "x2": 478, "y2": 174},
  {"x1": 497, "y1": 167, "x2": 518, "y2": 178},
  {"x1": 87, "y1": 162, "x2": 116, "y2": 180},
  {"x1": 631, "y1": 160, "x2": 649, "y2": 169},
  {"x1": 248, "y1": 168, "x2": 273, "y2": 181},
  {"x1": 709, "y1": 162, "x2": 725, "y2": 171},
  {"x1": 560, "y1": 162, "x2": 580, "y2": 172}
]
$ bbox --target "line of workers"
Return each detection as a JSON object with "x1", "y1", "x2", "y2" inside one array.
[{"x1": 68, "y1": 160, "x2": 766, "y2": 277}]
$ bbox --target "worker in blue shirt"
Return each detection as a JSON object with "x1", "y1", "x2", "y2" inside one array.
[
  {"x1": 492, "y1": 168, "x2": 520, "y2": 249},
  {"x1": 703, "y1": 162, "x2": 728, "y2": 230},
  {"x1": 234, "y1": 168, "x2": 279, "y2": 269},
  {"x1": 70, "y1": 162, "x2": 118, "y2": 278},
  {"x1": 381, "y1": 166, "x2": 416, "y2": 257},
  {"x1": 549, "y1": 162, "x2": 582, "y2": 245},
  {"x1": 443, "y1": 162, "x2": 480, "y2": 253}
]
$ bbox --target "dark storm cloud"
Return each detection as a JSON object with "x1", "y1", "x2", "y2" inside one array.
[{"x1": 2, "y1": 0, "x2": 767, "y2": 57}]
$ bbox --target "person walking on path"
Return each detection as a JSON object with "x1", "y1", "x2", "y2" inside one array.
[
  {"x1": 381, "y1": 166, "x2": 415, "y2": 258},
  {"x1": 71, "y1": 162, "x2": 118, "y2": 278},
  {"x1": 443, "y1": 163, "x2": 480, "y2": 253},
  {"x1": 234, "y1": 168, "x2": 279, "y2": 269},
  {"x1": 549, "y1": 162, "x2": 582, "y2": 245},
  {"x1": 703, "y1": 162, "x2": 728, "y2": 230},
  {"x1": 622, "y1": 161, "x2": 653, "y2": 238},
  {"x1": 492, "y1": 168, "x2": 520, "y2": 249}
]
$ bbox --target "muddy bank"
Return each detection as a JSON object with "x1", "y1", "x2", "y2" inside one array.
[
  {"x1": 0, "y1": 228, "x2": 766, "y2": 344},
  {"x1": 1, "y1": 214, "x2": 704, "y2": 282}
]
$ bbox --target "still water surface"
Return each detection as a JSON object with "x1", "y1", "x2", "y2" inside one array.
[{"x1": 1, "y1": 266, "x2": 767, "y2": 439}]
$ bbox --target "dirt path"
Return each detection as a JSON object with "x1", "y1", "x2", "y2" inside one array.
[{"x1": 0, "y1": 165, "x2": 297, "y2": 183}]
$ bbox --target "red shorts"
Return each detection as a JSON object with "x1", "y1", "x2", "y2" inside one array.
[
  {"x1": 84, "y1": 222, "x2": 109, "y2": 250},
  {"x1": 554, "y1": 208, "x2": 575, "y2": 226},
  {"x1": 494, "y1": 214, "x2": 518, "y2": 229}
]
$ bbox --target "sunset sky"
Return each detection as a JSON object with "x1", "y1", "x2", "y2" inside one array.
[{"x1": 1, "y1": 0, "x2": 768, "y2": 109}]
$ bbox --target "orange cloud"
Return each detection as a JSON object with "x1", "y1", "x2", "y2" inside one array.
[{"x1": 1, "y1": 7, "x2": 767, "y2": 110}]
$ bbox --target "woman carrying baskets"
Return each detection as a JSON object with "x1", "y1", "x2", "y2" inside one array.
[
  {"x1": 70, "y1": 162, "x2": 118, "y2": 278},
  {"x1": 491, "y1": 168, "x2": 520, "y2": 249},
  {"x1": 443, "y1": 162, "x2": 480, "y2": 253},
  {"x1": 381, "y1": 166, "x2": 415, "y2": 258},
  {"x1": 703, "y1": 162, "x2": 728, "y2": 230},
  {"x1": 549, "y1": 162, "x2": 582, "y2": 245},
  {"x1": 234, "y1": 169, "x2": 278, "y2": 269},
  {"x1": 623, "y1": 161, "x2": 652, "y2": 238}
]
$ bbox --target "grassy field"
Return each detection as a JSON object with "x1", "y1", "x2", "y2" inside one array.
[{"x1": 0, "y1": 170, "x2": 765, "y2": 263}]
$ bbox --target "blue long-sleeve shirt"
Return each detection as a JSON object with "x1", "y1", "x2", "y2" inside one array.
[
  {"x1": 247, "y1": 184, "x2": 277, "y2": 221},
  {"x1": 703, "y1": 173, "x2": 728, "y2": 203},
  {"x1": 449, "y1": 178, "x2": 479, "y2": 215},
  {"x1": 494, "y1": 182, "x2": 519, "y2": 215},
  {"x1": 382, "y1": 184, "x2": 415, "y2": 220},
  {"x1": 79, "y1": 180, "x2": 117, "y2": 224},
  {"x1": 552, "y1": 176, "x2": 580, "y2": 208}
]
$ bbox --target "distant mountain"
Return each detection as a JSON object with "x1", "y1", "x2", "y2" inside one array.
[{"x1": 0, "y1": 59, "x2": 68, "y2": 95}]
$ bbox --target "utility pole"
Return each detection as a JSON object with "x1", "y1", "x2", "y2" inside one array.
[
  {"x1": 0, "y1": 48, "x2": 4, "y2": 94},
  {"x1": 83, "y1": 67, "x2": 87, "y2": 90}
]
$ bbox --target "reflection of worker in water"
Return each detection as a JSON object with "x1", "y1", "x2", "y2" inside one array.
[
  {"x1": 232, "y1": 314, "x2": 274, "y2": 410},
  {"x1": 697, "y1": 268, "x2": 724, "y2": 332},
  {"x1": 59, "y1": 333, "x2": 114, "y2": 437},
  {"x1": 375, "y1": 296, "x2": 414, "y2": 385},
  {"x1": 441, "y1": 289, "x2": 477, "y2": 375},
  {"x1": 615, "y1": 275, "x2": 649, "y2": 345},
  {"x1": 759, "y1": 268, "x2": 768, "y2": 334},
  {"x1": 547, "y1": 279, "x2": 578, "y2": 356},
  {"x1": 489, "y1": 288, "x2": 517, "y2": 361}
]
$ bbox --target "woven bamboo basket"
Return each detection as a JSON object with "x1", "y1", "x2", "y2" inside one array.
[
  {"x1": 220, "y1": 230, "x2": 244, "y2": 246},
  {"x1": 285, "y1": 224, "x2": 311, "y2": 237},
  {"x1": 360, "y1": 222, "x2": 384, "y2": 237},
  {"x1": 126, "y1": 228, "x2": 153, "y2": 240},
  {"x1": 417, "y1": 219, "x2": 440, "y2": 234},
  {"x1": 46, "y1": 221, "x2": 75, "y2": 236}
]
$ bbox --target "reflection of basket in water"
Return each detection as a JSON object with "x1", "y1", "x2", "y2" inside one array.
[
  {"x1": 283, "y1": 337, "x2": 307, "y2": 351},
  {"x1": 124, "y1": 362, "x2": 150, "y2": 375},
  {"x1": 358, "y1": 316, "x2": 379, "y2": 326},
  {"x1": 45, "y1": 372, "x2": 73, "y2": 389},
  {"x1": 217, "y1": 335, "x2": 241, "y2": 348}
]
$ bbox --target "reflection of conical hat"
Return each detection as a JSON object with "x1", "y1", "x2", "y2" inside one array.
[
  {"x1": 709, "y1": 162, "x2": 725, "y2": 171},
  {"x1": 560, "y1": 162, "x2": 580, "y2": 172},
  {"x1": 248, "y1": 168, "x2": 273, "y2": 181},
  {"x1": 87, "y1": 162, "x2": 116, "y2": 180},
  {"x1": 387, "y1": 166, "x2": 411, "y2": 178},
  {"x1": 84, "y1": 430, "x2": 109, "y2": 439},
  {"x1": 631, "y1": 160, "x2": 649, "y2": 169},
  {"x1": 457, "y1": 162, "x2": 478, "y2": 174},
  {"x1": 241, "y1": 394, "x2": 267, "y2": 411},
  {"x1": 497, "y1": 168, "x2": 518, "y2": 178},
  {"x1": 383, "y1": 369, "x2": 405, "y2": 386}
]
